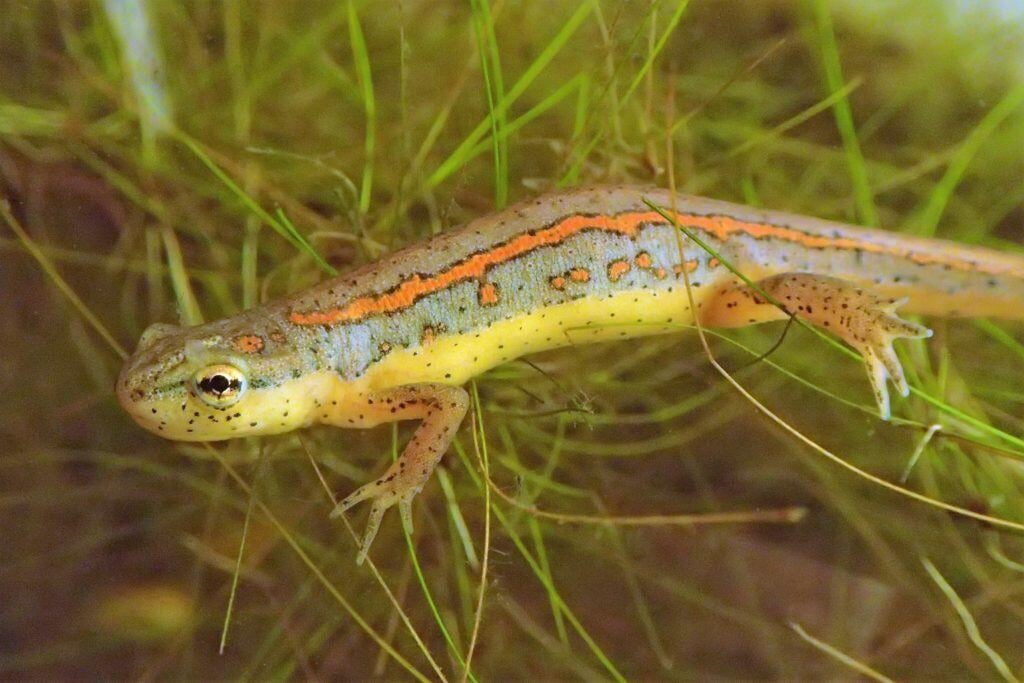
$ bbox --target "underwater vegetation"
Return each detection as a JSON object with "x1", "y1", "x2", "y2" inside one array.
[{"x1": 2, "y1": 0, "x2": 1024, "y2": 679}]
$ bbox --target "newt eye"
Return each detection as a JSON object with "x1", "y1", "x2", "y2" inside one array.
[{"x1": 192, "y1": 364, "x2": 247, "y2": 407}]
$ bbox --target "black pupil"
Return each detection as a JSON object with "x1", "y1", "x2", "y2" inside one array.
[{"x1": 200, "y1": 374, "x2": 234, "y2": 395}]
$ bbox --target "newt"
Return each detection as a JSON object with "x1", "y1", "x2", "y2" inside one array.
[{"x1": 116, "y1": 186, "x2": 1024, "y2": 562}]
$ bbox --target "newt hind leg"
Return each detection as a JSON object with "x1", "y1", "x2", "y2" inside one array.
[
  {"x1": 702, "y1": 273, "x2": 932, "y2": 419},
  {"x1": 331, "y1": 383, "x2": 469, "y2": 564}
]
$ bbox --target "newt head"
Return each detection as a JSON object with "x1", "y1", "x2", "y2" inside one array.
[{"x1": 116, "y1": 318, "x2": 335, "y2": 441}]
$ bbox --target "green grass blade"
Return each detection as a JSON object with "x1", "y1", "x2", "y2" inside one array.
[
  {"x1": 1, "y1": 201, "x2": 128, "y2": 360},
  {"x1": 450, "y1": 433, "x2": 627, "y2": 680},
  {"x1": 101, "y1": 0, "x2": 174, "y2": 162},
  {"x1": 178, "y1": 133, "x2": 337, "y2": 276},
  {"x1": 470, "y1": 0, "x2": 508, "y2": 207},
  {"x1": 913, "y1": 83, "x2": 1024, "y2": 237},
  {"x1": 206, "y1": 447, "x2": 433, "y2": 683},
  {"x1": 402, "y1": 526, "x2": 470, "y2": 682},
  {"x1": 348, "y1": 1, "x2": 375, "y2": 216},
  {"x1": 810, "y1": 0, "x2": 879, "y2": 226},
  {"x1": 393, "y1": 424, "x2": 474, "y2": 683},
  {"x1": 159, "y1": 224, "x2": 204, "y2": 325},
  {"x1": 621, "y1": 0, "x2": 689, "y2": 106},
  {"x1": 0, "y1": 102, "x2": 66, "y2": 136},
  {"x1": 428, "y1": 2, "x2": 592, "y2": 189},
  {"x1": 974, "y1": 318, "x2": 1024, "y2": 364},
  {"x1": 559, "y1": 0, "x2": 689, "y2": 185},
  {"x1": 490, "y1": 505, "x2": 628, "y2": 681},
  {"x1": 725, "y1": 76, "x2": 864, "y2": 158},
  {"x1": 464, "y1": 75, "x2": 584, "y2": 164},
  {"x1": 790, "y1": 622, "x2": 893, "y2": 682},
  {"x1": 218, "y1": 451, "x2": 265, "y2": 654},
  {"x1": 248, "y1": 2, "x2": 351, "y2": 97},
  {"x1": 921, "y1": 559, "x2": 1017, "y2": 682}
]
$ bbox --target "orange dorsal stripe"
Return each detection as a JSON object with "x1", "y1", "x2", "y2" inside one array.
[
  {"x1": 290, "y1": 212, "x2": 660, "y2": 325},
  {"x1": 289, "y1": 210, "x2": 1010, "y2": 326}
]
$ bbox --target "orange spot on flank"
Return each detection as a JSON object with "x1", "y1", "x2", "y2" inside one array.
[
  {"x1": 233, "y1": 335, "x2": 265, "y2": 354},
  {"x1": 608, "y1": 259, "x2": 631, "y2": 282},
  {"x1": 550, "y1": 275, "x2": 567, "y2": 290},
  {"x1": 478, "y1": 282, "x2": 500, "y2": 306},
  {"x1": 673, "y1": 259, "x2": 699, "y2": 275},
  {"x1": 708, "y1": 257, "x2": 721, "y2": 269},
  {"x1": 569, "y1": 268, "x2": 591, "y2": 283},
  {"x1": 635, "y1": 252, "x2": 653, "y2": 268}
]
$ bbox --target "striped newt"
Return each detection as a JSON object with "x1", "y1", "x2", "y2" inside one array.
[{"x1": 116, "y1": 186, "x2": 1024, "y2": 562}]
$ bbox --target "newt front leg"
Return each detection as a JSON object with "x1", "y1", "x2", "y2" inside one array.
[
  {"x1": 331, "y1": 383, "x2": 470, "y2": 564},
  {"x1": 702, "y1": 273, "x2": 932, "y2": 419}
]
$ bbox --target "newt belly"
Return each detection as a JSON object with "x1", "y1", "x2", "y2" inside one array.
[{"x1": 116, "y1": 185, "x2": 1024, "y2": 562}]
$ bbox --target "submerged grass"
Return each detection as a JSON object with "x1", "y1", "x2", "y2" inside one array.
[{"x1": 3, "y1": 0, "x2": 1024, "y2": 679}]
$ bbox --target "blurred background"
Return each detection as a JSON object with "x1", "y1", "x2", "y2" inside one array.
[{"x1": 3, "y1": 0, "x2": 1024, "y2": 679}]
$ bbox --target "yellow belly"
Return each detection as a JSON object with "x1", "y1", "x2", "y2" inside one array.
[{"x1": 358, "y1": 286, "x2": 702, "y2": 391}]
